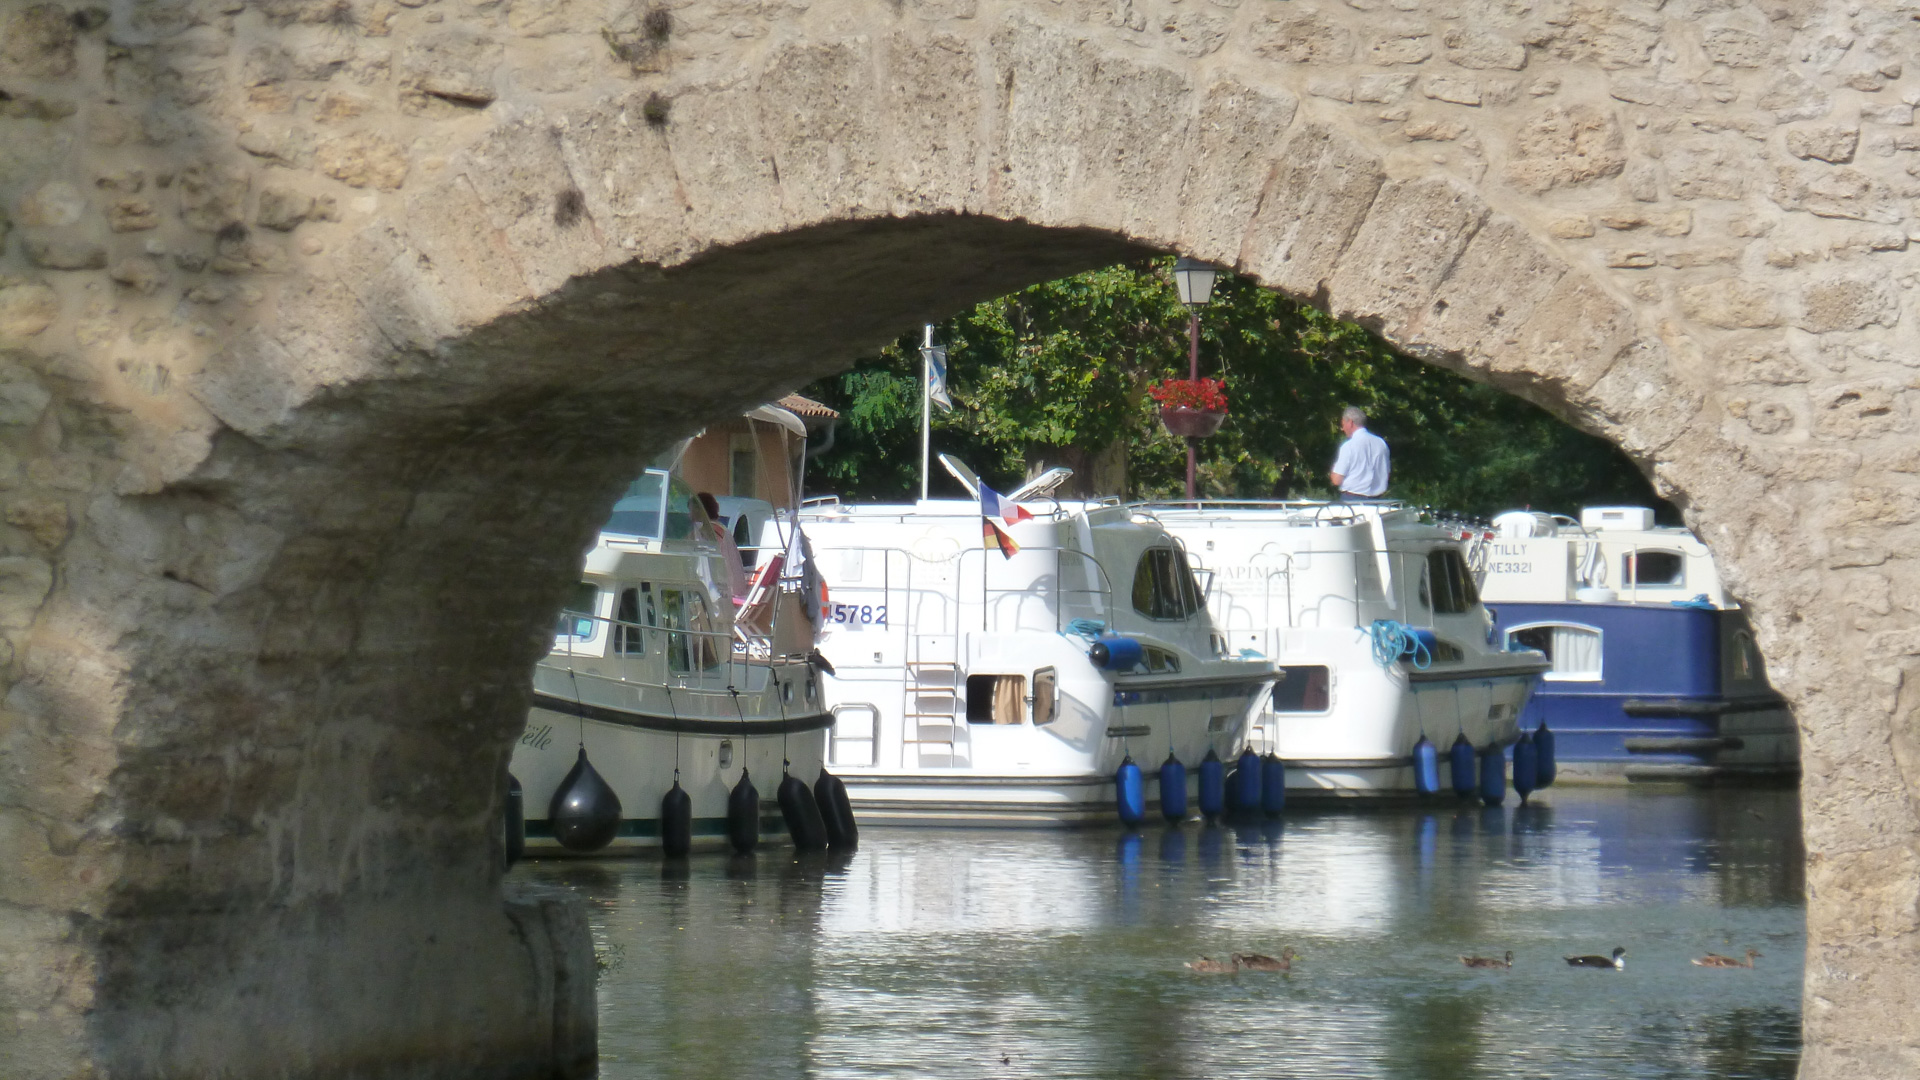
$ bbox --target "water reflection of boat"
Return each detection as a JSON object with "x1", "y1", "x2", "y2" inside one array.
[
  {"x1": 1477, "y1": 507, "x2": 1798, "y2": 783},
  {"x1": 512, "y1": 405, "x2": 831, "y2": 853},
  {"x1": 801, "y1": 462, "x2": 1274, "y2": 825},
  {"x1": 1150, "y1": 501, "x2": 1549, "y2": 797}
]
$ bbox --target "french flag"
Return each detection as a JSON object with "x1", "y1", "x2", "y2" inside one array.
[{"x1": 979, "y1": 484, "x2": 1034, "y2": 526}]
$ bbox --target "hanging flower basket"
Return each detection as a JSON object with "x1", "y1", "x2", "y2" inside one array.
[
  {"x1": 1149, "y1": 378, "x2": 1228, "y2": 439},
  {"x1": 1159, "y1": 407, "x2": 1227, "y2": 438}
]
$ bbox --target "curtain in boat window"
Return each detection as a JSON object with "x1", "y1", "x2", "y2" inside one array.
[{"x1": 1511, "y1": 624, "x2": 1602, "y2": 679}]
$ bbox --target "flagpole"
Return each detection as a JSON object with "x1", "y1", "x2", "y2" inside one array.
[{"x1": 920, "y1": 322, "x2": 933, "y2": 502}]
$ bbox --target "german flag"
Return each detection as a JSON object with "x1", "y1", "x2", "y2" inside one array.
[{"x1": 983, "y1": 517, "x2": 1020, "y2": 559}]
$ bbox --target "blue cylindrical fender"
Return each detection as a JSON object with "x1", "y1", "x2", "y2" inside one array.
[
  {"x1": 778, "y1": 772, "x2": 829, "y2": 850},
  {"x1": 1478, "y1": 745, "x2": 1506, "y2": 807},
  {"x1": 1233, "y1": 747, "x2": 1262, "y2": 817},
  {"x1": 660, "y1": 779, "x2": 693, "y2": 857},
  {"x1": 549, "y1": 747, "x2": 623, "y2": 853},
  {"x1": 1159, "y1": 753, "x2": 1188, "y2": 823},
  {"x1": 1088, "y1": 636, "x2": 1145, "y2": 671},
  {"x1": 1511, "y1": 732, "x2": 1539, "y2": 805},
  {"x1": 1115, "y1": 756, "x2": 1146, "y2": 827},
  {"x1": 1449, "y1": 734, "x2": 1477, "y2": 798},
  {"x1": 1412, "y1": 736, "x2": 1441, "y2": 796},
  {"x1": 1260, "y1": 752, "x2": 1286, "y2": 817},
  {"x1": 726, "y1": 769, "x2": 760, "y2": 855},
  {"x1": 1535, "y1": 721, "x2": 1557, "y2": 788},
  {"x1": 1197, "y1": 748, "x2": 1225, "y2": 820}
]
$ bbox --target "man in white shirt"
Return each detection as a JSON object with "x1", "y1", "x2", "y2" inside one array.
[{"x1": 1328, "y1": 406, "x2": 1390, "y2": 499}]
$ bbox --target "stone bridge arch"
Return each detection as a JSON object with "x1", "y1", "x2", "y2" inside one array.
[{"x1": 2, "y1": 0, "x2": 1915, "y2": 1074}]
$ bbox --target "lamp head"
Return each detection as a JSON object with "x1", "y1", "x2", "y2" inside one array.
[{"x1": 1171, "y1": 257, "x2": 1219, "y2": 307}]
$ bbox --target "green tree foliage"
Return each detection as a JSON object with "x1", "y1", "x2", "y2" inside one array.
[{"x1": 800, "y1": 258, "x2": 1670, "y2": 520}]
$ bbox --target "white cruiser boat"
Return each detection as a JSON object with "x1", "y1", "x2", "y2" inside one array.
[
  {"x1": 512, "y1": 406, "x2": 833, "y2": 853},
  {"x1": 1477, "y1": 506, "x2": 1797, "y2": 782},
  {"x1": 800, "y1": 462, "x2": 1274, "y2": 825},
  {"x1": 1151, "y1": 501, "x2": 1550, "y2": 797}
]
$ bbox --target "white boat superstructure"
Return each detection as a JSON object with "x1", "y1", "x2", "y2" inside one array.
[
  {"x1": 798, "y1": 495, "x2": 1275, "y2": 825},
  {"x1": 1152, "y1": 500, "x2": 1550, "y2": 797},
  {"x1": 513, "y1": 414, "x2": 833, "y2": 854}
]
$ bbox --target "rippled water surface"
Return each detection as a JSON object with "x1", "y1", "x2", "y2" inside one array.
[{"x1": 515, "y1": 787, "x2": 1803, "y2": 1079}]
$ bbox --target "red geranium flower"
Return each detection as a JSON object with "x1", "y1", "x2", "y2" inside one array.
[{"x1": 1148, "y1": 377, "x2": 1229, "y2": 413}]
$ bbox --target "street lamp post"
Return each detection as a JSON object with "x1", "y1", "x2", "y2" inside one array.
[{"x1": 1171, "y1": 258, "x2": 1219, "y2": 502}]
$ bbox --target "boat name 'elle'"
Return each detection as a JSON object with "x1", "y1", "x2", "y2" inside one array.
[{"x1": 520, "y1": 723, "x2": 554, "y2": 750}]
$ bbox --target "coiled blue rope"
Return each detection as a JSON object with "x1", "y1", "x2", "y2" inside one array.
[
  {"x1": 1064, "y1": 618, "x2": 1107, "y2": 641},
  {"x1": 1370, "y1": 619, "x2": 1432, "y2": 670}
]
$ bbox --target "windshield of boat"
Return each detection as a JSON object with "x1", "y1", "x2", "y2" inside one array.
[{"x1": 602, "y1": 469, "x2": 696, "y2": 541}]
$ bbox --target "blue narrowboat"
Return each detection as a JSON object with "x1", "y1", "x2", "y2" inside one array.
[{"x1": 1476, "y1": 507, "x2": 1797, "y2": 783}]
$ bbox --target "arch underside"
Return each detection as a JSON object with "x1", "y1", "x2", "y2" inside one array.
[{"x1": 2, "y1": 2, "x2": 1915, "y2": 1075}]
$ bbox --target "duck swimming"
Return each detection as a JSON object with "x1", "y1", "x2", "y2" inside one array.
[
  {"x1": 1185, "y1": 956, "x2": 1239, "y2": 974},
  {"x1": 1461, "y1": 951, "x2": 1513, "y2": 969},
  {"x1": 1236, "y1": 948, "x2": 1297, "y2": 972},
  {"x1": 1565, "y1": 947, "x2": 1626, "y2": 969},
  {"x1": 1693, "y1": 949, "x2": 1762, "y2": 968}
]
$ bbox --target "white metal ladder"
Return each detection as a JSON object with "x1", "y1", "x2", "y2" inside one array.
[{"x1": 900, "y1": 634, "x2": 962, "y2": 766}]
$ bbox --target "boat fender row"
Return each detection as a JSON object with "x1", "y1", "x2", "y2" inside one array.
[
  {"x1": 1119, "y1": 745, "x2": 1285, "y2": 827},
  {"x1": 1512, "y1": 732, "x2": 1539, "y2": 804},
  {"x1": 1535, "y1": 721, "x2": 1557, "y2": 788},
  {"x1": 1449, "y1": 734, "x2": 1477, "y2": 798},
  {"x1": 536, "y1": 748, "x2": 858, "y2": 856},
  {"x1": 1478, "y1": 745, "x2": 1506, "y2": 807}
]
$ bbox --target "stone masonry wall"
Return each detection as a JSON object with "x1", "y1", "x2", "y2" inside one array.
[{"x1": 1, "y1": 0, "x2": 1917, "y2": 1075}]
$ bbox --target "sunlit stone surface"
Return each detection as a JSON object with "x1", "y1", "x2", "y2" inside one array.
[{"x1": 1, "y1": 0, "x2": 1916, "y2": 1074}]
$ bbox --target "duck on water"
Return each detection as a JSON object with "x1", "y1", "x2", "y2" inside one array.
[
  {"x1": 1565, "y1": 947, "x2": 1628, "y2": 969},
  {"x1": 1461, "y1": 951, "x2": 1513, "y2": 969},
  {"x1": 1693, "y1": 949, "x2": 1762, "y2": 968}
]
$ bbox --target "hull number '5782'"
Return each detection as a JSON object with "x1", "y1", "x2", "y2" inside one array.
[{"x1": 829, "y1": 604, "x2": 887, "y2": 627}]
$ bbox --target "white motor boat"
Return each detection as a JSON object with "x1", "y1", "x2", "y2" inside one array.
[
  {"x1": 799, "y1": 461, "x2": 1275, "y2": 826},
  {"x1": 512, "y1": 407, "x2": 835, "y2": 854},
  {"x1": 1150, "y1": 500, "x2": 1550, "y2": 798},
  {"x1": 1476, "y1": 506, "x2": 1797, "y2": 782}
]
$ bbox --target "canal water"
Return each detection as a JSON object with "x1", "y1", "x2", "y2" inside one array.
[{"x1": 514, "y1": 786, "x2": 1803, "y2": 1079}]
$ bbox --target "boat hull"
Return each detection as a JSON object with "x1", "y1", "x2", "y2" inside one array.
[{"x1": 1489, "y1": 601, "x2": 1799, "y2": 783}]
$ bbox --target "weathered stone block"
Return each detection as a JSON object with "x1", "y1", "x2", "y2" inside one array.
[
  {"x1": 1442, "y1": 29, "x2": 1526, "y2": 71},
  {"x1": 317, "y1": 133, "x2": 410, "y2": 190},
  {"x1": 24, "y1": 236, "x2": 108, "y2": 271},
  {"x1": 1504, "y1": 105, "x2": 1626, "y2": 193},
  {"x1": 1788, "y1": 125, "x2": 1860, "y2": 165},
  {"x1": 1329, "y1": 177, "x2": 1488, "y2": 334},
  {"x1": 1, "y1": 4, "x2": 77, "y2": 79},
  {"x1": 17, "y1": 183, "x2": 86, "y2": 228},
  {"x1": 1679, "y1": 278, "x2": 1781, "y2": 329},
  {"x1": 1796, "y1": 276, "x2": 1898, "y2": 333},
  {"x1": 399, "y1": 29, "x2": 502, "y2": 106},
  {"x1": 0, "y1": 281, "x2": 61, "y2": 339},
  {"x1": 177, "y1": 165, "x2": 252, "y2": 232},
  {"x1": 1239, "y1": 124, "x2": 1386, "y2": 299}
]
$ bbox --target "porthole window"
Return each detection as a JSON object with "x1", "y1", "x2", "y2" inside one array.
[
  {"x1": 1130, "y1": 547, "x2": 1202, "y2": 621},
  {"x1": 1508, "y1": 624, "x2": 1602, "y2": 681}
]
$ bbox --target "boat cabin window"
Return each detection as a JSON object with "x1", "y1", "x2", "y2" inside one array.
[
  {"x1": 660, "y1": 588, "x2": 722, "y2": 673},
  {"x1": 1143, "y1": 646, "x2": 1181, "y2": 674},
  {"x1": 1032, "y1": 668, "x2": 1058, "y2": 725},
  {"x1": 1508, "y1": 624, "x2": 1602, "y2": 681},
  {"x1": 556, "y1": 583, "x2": 600, "y2": 640},
  {"x1": 966, "y1": 674, "x2": 1027, "y2": 725},
  {"x1": 1131, "y1": 547, "x2": 1202, "y2": 621},
  {"x1": 601, "y1": 470, "x2": 697, "y2": 541},
  {"x1": 1427, "y1": 639, "x2": 1465, "y2": 663},
  {"x1": 613, "y1": 585, "x2": 655, "y2": 656},
  {"x1": 1272, "y1": 666, "x2": 1331, "y2": 712},
  {"x1": 1623, "y1": 549, "x2": 1685, "y2": 588},
  {"x1": 1424, "y1": 549, "x2": 1479, "y2": 615}
]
